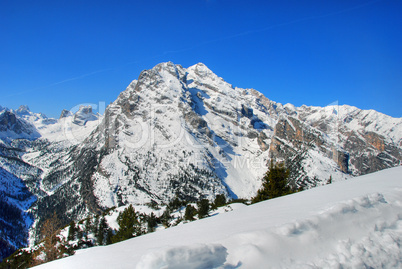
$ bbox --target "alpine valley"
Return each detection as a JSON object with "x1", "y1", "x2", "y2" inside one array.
[{"x1": 1, "y1": 62, "x2": 401, "y2": 260}]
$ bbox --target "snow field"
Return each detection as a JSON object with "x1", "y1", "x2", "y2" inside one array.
[
  {"x1": 223, "y1": 192, "x2": 402, "y2": 268},
  {"x1": 33, "y1": 166, "x2": 402, "y2": 269}
]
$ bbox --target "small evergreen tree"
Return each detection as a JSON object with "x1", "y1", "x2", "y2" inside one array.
[
  {"x1": 212, "y1": 194, "x2": 226, "y2": 209},
  {"x1": 184, "y1": 205, "x2": 197, "y2": 221},
  {"x1": 76, "y1": 226, "x2": 83, "y2": 241},
  {"x1": 161, "y1": 209, "x2": 172, "y2": 228},
  {"x1": 147, "y1": 212, "x2": 158, "y2": 232},
  {"x1": 105, "y1": 229, "x2": 113, "y2": 245},
  {"x1": 67, "y1": 221, "x2": 76, "y2": 241},
  {"x1": 84, "y1": 218, "x2": 91, "y2": 239},
  {"x1": 112, "y1": 205, "x2": 140, "y2": 243},
  {"x1": 92, "y1": 215, "x2": 99, "y2": 235},
  {"x1": 168, "y1": 197, "x2": 184, "y2": 212},
  {"x1": 97, "y1": 229, "x2": 104, "y2": 246},
  {"x1": 197, "y1": 199, "x2": 210, "y2": 219},
  {"x1": 252, "y1": 161, "x2": 292, "y2": 203},
  {"x1": 97, "y1": 216, "x2": 108, "y2": 245}
]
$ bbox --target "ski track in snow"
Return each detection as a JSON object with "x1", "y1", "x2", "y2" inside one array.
[{"x1": 33, "y1": 166, "x2": 402, "y2": 269}]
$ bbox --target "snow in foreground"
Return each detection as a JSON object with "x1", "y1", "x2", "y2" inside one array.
[{"x1": 34, "y1": 167, "x2": 402, "y2": 268}]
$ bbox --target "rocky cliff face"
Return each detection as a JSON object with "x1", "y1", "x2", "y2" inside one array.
[{"x1": 0, "y1": 62, "x2": 401, "y2": 251}]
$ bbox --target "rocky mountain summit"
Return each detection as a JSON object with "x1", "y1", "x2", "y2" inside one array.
[
  {"x1": 0, "y1": 62, "x2": 401, "y2": 259},
  {"x1": 72, "y1": 105, "x2": 99, "y2": 126}
]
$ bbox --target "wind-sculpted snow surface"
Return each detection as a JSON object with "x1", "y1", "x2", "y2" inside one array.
[
  {"x1": 222, "y1": 192, "x2": 402, "y2": 268},
  {"x1": 136, "y1": 244, "x2": 228, "y2": 269},
  {"x1": 33, "y1": 166, "x2": 402, "y2": 269}
]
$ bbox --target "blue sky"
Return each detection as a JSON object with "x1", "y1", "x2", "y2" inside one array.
[{"x1": 1, "y1": 0, "x2": 401, "y2": 118}]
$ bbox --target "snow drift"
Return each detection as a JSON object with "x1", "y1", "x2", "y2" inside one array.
[{"x1": 33, "y1": 166, "x2": 402, "y2": 268}]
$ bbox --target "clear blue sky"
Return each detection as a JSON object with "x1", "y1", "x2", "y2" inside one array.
[{"x1": 1, "y1": 0, "x2": 401, "y2": 118}]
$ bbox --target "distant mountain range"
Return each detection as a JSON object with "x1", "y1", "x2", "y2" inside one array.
[{"x1": 0, "y1": 62, "x2": 401, "y2": 260}]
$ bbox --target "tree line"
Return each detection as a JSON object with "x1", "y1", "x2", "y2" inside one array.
[{"x1": 0, "y1": 193, "x2": 231, "y2": 268}]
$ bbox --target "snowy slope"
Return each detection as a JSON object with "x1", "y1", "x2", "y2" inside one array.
[{"x1": 33, "y1": 166, "x2": 402, "y2": 269}]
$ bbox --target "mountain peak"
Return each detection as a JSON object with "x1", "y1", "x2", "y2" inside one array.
[
  {"x1": 152, "y1": 61, "x2": 178, "y2": 73},
  {"x1": 150, "y1": 61, "x2": 187, "y2": 81},
  {"x1": 0, "y1": 109, "x2": 39, "y2": 139},
  {"x1": 188, "y1": 62, "x2": 213, "y2": 76},
  {"x1": 73, "y1": 105, "x2": 98, "y2": 126},
  {"x1": 16, "y1": 105, "x2": 30, "y2": 115},
  {"x1": 60, "y1": 109, "x2": 73, "y2": 119},
  {"x1": 154, "y1": 61, "x2": 176, "y2": 69},
  {"x1": 194, "y1": 62, "x2": 208, "y2": 68}
]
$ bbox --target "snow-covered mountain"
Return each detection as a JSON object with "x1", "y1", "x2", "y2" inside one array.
[
  {"x1": 0, "y1": 62, "x2": 401, "y2": 259},
  {"x1": 0, "y1": 106, "x2": 99, "y2": 259},
  {"x1": 72, "y1": 105, "x2": 99, "y2": 126},
  {"x1": 32, "y1": 166, "x2": 402, "y2": 268}
]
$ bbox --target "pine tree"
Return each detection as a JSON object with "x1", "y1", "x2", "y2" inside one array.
[
  {"x1": 84, "y1": 218, "x2": 91, "y2": 239},
  {"x1": 252, "y1": 161, "x2": 292, "y2": 203},
  {"x1": 76, "y1": 226, "x2": 83, "y2": 241},
  {"x1": 161, "y1": 209, "x2": 171, "y2": 228},
  {"x1": 147, "y1": 212, "x2": 158, "y2": 232},
  {"x1": 212, "y1": 194, "x2": 226, "y2": 209},
  {"x1": 67, "y1": 221, "x2": 76, "y2": 241},
  {"x1": 105, "y1": 229, "x2": 113, "y2": 245},
  {"x1": 197, "y1": 199, "x2": 210, "y2": 219},
  {"x1": 112, "y1": 205, "x2": 140, "y2": 243},
  {"x1": 184, "y1": 204, "x2": 197, "y2": 221},
  {"x1": 168, "y1": 197, "x2": 183, "y2": 212},
  {"x1": 92, "y1": 215, "x2": 99, "y2": 235},
  {"x1": 97, "y1": 216, "x2": 107, "y2": 245}
]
